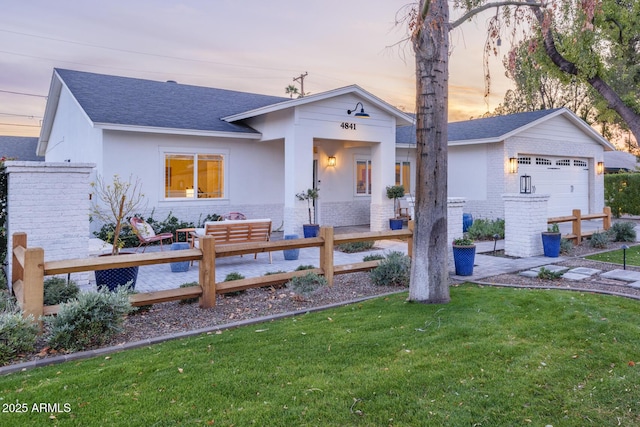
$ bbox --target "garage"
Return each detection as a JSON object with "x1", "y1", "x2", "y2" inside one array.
[{"x1": 517, "y1": 155, "x2": 589, "y2": 217}]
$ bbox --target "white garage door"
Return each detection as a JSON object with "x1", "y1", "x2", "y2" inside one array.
[{"x1": 518, "y1": 156, "x2": 589, "y2": 217}]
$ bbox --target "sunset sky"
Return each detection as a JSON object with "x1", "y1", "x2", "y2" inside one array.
[{"x1": 0, "y1": 0, "x2": 514, "y2": 137}]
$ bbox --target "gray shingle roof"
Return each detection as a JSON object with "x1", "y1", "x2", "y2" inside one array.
[
  {"x1": 395, "y1": 109, "x2": 563, "y2": 144},
  {"x1": 0, "y1": 136, "x2": 43, "y2": 161},
  {"x1": 55, "y1": 69, "x2": 290, "y2": 133}
]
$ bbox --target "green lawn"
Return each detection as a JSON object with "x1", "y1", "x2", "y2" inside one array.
[
  {"x1": 586, "y1": 244, "x2": 640, "y2": 266},
  {"x1": 1, "y1": 285, "x2": 640, "y2": 426}
]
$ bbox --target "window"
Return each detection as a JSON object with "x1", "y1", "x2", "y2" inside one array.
[
  {"x1": 574, "y1": 160, "x2": 587, "y2": 167},
  {"x1": 556, "y1": 159, "x2": 571, "y2": 166},
  {"x1": 395, "y1": 161, "x2": 411, "y2": 192},
  {"x1": 164, "y1": 153, "x2": 225, "y2": 199},
  {"x1": 536, "y1": 157, "x2": 552, "y2": 165},
  {"x1": 356, "y1": 159, "x2": 371, "y2": 195}
]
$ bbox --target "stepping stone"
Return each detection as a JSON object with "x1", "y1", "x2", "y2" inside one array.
[
  {"x1": 531, "y1": 265, "x2": 569, "y2": 273},
  {"x1": 561, "y1": 272, "x2": 591, "y2": 281},
  {"x1": 628, "y1": 281, "x2": 640, "y2": 289},
  {"x1": 519, "y1": 270, "x2": 540, "y2": 278},
  {"x1": 566, "y1": 267, "x2": 601, "y2": 276},
  {"x1": 601, "y1": 269, "x2": 640, "y2": 282}
]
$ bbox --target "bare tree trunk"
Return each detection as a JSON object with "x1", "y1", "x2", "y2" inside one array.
[{"x1": 409, "y1": 0, "x2": 450, "y2": 303}]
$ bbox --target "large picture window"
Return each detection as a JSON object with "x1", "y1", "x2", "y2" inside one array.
[
  {"x1": 164, "y1": 153, "x2": 225, "y2": 199},
  {"x1": 356, "y1": 159, "x2": 372, "y2": 195},
  {"x1": 395, "y1": 161, "x2": 411, "y2": 193}
]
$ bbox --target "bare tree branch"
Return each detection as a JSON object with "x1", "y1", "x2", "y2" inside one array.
[{"x1": 450, "y1": 0, "x2": 542, "y2": 30}]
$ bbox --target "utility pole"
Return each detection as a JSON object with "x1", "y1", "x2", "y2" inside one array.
[{"x1": 293, "y1": 72, "x2": 308, "y2": 97}]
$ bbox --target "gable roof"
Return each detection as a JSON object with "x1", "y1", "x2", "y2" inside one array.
[
  {"x1": 42, "y1": 68, "x2": 291, "y2": 138},
  {"x1": 396, "y1": 108, "x2": 614, "y2": 150},
  {"x1": 0, "y1": 136, "x2": 44, "y2": 161}
]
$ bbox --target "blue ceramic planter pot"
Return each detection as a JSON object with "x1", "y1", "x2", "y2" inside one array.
[
  {"x1": 303, "y1": 224, "x2": 320, "y2": 238},
  {"x1": 389, "y1": 218, "x2": 403, "y2": 230},
  {"x1": 95, "y1": 253, "x2": 139, "y2": 291},
  {"x1": 453, "y1": 244, "x2": 476, "y2": 276},
  {"x1": 283, "y1": 234, "x2": 300, "y2": 260},
  {"x1": 170, "y1": 242, "x2": 191, "y2": 272},
  {"x1": 541, "y1": 232, "x2": 561, "y2": 257}
]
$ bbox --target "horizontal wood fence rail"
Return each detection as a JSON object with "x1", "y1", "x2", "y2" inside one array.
[
  {"x1": 548, "y1": 207, "x2": 612, "y2": 244},
  {"x1": 11, "y1": 223, "x2": 413, "y2": 326}
]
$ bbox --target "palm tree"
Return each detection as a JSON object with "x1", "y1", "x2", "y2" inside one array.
[{"x1": 285, "y1": 85, "x2": 299, "y2": 99}]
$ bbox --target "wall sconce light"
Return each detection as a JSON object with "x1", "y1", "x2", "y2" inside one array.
[
  {"x1": 509, "y1": 157, "x2": 518, "y2": 174},
  {"x1": 347, "y1": 102, "x2": 370, "y2": 118},
  {"x1": 327, "y1": 156, "x2": 337, "y2": 167},
  {"x1": 597, "y1": 161, "x2": 604, "y2": 175},
  {"x1": 520, "y1": 175, "x2": 532, "y2": 194}
]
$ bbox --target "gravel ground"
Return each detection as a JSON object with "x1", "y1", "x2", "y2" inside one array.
[{"x1": 11, "y1": 238, "x2": 640, "y2": 367}]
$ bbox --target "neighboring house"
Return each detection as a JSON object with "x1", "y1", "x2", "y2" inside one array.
[
  {"x1": 603, "y1": 150, "x2": 639, "y2": 173},
  {"x1": 0, "y1": 136, "x2": 44, "y2": 161},
  {"x1": 38, "y1": 69, "x2": 414, "y2": 234},
  {"x1": 397, "y1": 108, "x2": 615, "y2": 218},
  {"x1": 37, "y1": 69, "x2": 613, "y2": 234}
]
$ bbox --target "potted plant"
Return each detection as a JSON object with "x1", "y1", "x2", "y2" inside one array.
[
  {"x1": 452, "y1": 235, "x2": 476, "y2": 276},
  {"x1": 386, "y1": 185, "x2": 405, "y2": 230},
  {"x1": 541, "y1": 223, "x2": 562, "y2": 257},
  {"x1": 296, "y1": 188, "x2": 320, "y2": 238},
  {"x1": 91, "y1": 174, "x2": 147, "y2": 291}
]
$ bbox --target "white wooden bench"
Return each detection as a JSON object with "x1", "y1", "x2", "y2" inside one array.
[{"x1": 193, "y1": 219, "x2": 272, "y2": 263}]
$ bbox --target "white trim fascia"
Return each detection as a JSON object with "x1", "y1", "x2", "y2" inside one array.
[
  {"x1": 395, "y1": 143, "x2": 417, "y2": 149},
  {"x1": 448, "y1": 137, "x2": 503, "y2": 146},
  {"x1": 222, "y1": 85, "x2": 414, "y2": 126},
  {"x1": 95, "y1": 123, "x2": 263, "y2": 139}
]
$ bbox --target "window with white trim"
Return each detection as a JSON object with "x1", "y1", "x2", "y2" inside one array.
[
  {"x1": 395, "y1": 161, "x2": 411, "y2": 192},
  {"x1": 355, "y1": 159, "x2": 371, "y2": 195},
  {"x1": 164, "y1": 152, "x2": 225, "y2": 199}
]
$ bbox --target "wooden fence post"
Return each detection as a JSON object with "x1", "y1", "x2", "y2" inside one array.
[
  {"x1": 408, "y1": 220, "x2": 414, "y2": 260},
  {"x1": 572, "y1": 209, "x2": 582, "y2": 243},
  {"x1": 603, "y1": 206, "x2": 612, "y2": 230},
  {"x1": 320, "y1": 226, "x2": 334, "y2": 287},
  {"x1": 199, "y1": 236, "x2": 216, "y2": 308},
  {"x1": 11, "y1": 232, "x2": 26, "y2": 294},
  {"x1": 23, "y1": 247, "x2": 45, "y2": 327}
]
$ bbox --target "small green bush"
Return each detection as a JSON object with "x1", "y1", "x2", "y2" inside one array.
[
  {"x1": 178, "y1": 282, "x2": 200, "y2": 305},
  {"x1": 466, "y1": 218, "x2": 505, "y2": 240},
  {"x1": 589, "y1": 231, "x2": 609, "y2": 249},
  {"x1": 0, "y1": 273, "x2": 7, "y2": 291},
  {"x1": 295, "y1": 265, "x2": 315, "y2": 271},
  {"x1": 0, "y1": 312, "x2": 38, "y2": 365},
  {"x1": 608, "y1": 222, "x2": 637, "y2": 242},
  {"x1": 370, "y1": 251, "x2": 411, "y2": 287},
  {"x1": 224, "y1": 272, "x2": 246, "y2": 296},
  {"x1": 43, "y1": 277, "x2": 80, "y2": 306},
  {"x1": 537, "y1": 267, "x2": 563, "y2": 280},
  {"x1": 287, "y1": 272, "x2": 327, "y2": 296},
  {"x1": 264, "y1": 270, "x2": 287, "y2": 276},
  {"x1": 560, "y1": 238, "x2": 573, "y2": 254},
  {"x1": 336, "y1": 241, "x2": 374, "y2": 253},
  {"x1": 363, "y1": 254, "x2": 385, "y2": 262},
  {"x1": 0, "y1": 291, "x2": 16, "y2": 313},
  {"x1": 45, "y1": 287, "x2": 133, "y2": 352}
]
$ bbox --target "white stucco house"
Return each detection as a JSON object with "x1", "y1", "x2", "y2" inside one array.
[
  {"x1": 397, "y1": 108, "x2": 615, "y2": 219},
  {"x1": 37, "y1": 69, "x2": 614, "y2": 235}
]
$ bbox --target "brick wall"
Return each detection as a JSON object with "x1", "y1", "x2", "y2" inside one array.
[
  {"x1": 503, "y1": 193, "x2": 550, "y2": 257},
  {"x1": 5, "y1": 162, "x2": 95, "y2": 286}
]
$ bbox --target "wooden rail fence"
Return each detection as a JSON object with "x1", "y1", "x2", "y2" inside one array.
[
  {"x1": 548, "y1": 207, "x2": 612, "y2": 245},
  {"x1": 11, "y1": 224, "x2": 413, "y2": 324}
]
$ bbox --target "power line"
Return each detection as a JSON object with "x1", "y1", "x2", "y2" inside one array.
[
  {"x1": 0, "y1": 89, "x2": 46, "y2": 98},
  {"x1": 0, "y1": 122, "x2": 41, "y2": 128},
  {"x1": 0, "y1": 112, "x2": 42, "y2": 119}
]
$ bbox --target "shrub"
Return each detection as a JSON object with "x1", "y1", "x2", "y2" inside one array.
[
  {"x1": 145, "y1": 211, "x2": 195, "y2": 236},
  {"x1": 336, "y1": 241, "x2": 374, "y2": 253},
  {"x1": 0, "y1": 291, "x2": 16, "y2": 313},
  {"x1": 0, "y1": 312, "x2": 38, "y2": 365},
  {"x1": 224, "y1": 272, "x2": 246, "y2": 296},
  {"x1": 537, "y1": 267, "x2": 563, "y2": 280},
  {"x1": 604, "y1": 173, "x2": 640, "y2": 217},
  {"x1": 45, "y1": 287, "x2": 133, "y2": 352},
  {"x1": 295, "y1": 265, "x2": 315, "y2": 271},
  {"x1": 178, "y1": 282, "x2": 200, "y2": 305},
  {"x1": 264, "y1": 270, "x2": 287, "y2": 276},
  {"x1": 287, "y1": 272, "x2": 327, "y2": 296},
  {"x1": 608, "y1": 221, "x2": 637, "y2": 242},
  {"x1": 43, "y1": 277, "x2": 80, "y2": 306},
  {"x1": 363, "y1": 254, "x2": 386, "y2": 262},
  {"x1": 560, "y1": 238, "x2": 573, "y2": 254},
  {"x1": 370, "y1": 251, "x2": 411, "y2": 287},
  {"x1": 466, "y1": 218, "x2": 505, "y2": 240},
  {"x1": 589, "y1": 231, "x2": 609, "y2": 249}
]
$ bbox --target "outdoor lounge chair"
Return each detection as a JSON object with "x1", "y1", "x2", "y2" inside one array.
[{"x1": 130, "y1": 217, "x2": 174, "y2": 252}]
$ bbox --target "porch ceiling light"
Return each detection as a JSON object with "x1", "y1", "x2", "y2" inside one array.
[
  {"x1": 327, "y1": 156, "x2": 337, "y2": 167},
  {"x1": 597, "y1": 161, "x2": 604, "y2": 175},
  {"x1": 347, "y1": 102, "x2": 370, "y2": 118},
  {"x1": 509, "y1": 157, "x2": 518, "y2": 174}
]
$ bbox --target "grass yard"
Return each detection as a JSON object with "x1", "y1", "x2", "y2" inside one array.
[
  {"x1": 586, "y1": 244, "x2": 640, "y2": 266},
  {"x1": 1, "y1": 285, "x2": 639, "y2": 426}
]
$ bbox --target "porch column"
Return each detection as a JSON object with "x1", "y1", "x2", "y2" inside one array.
[
  {"x1": 283, "y1": 134, "x2": 314, "y2": 235},
  {"x1": 502, "y1": 193, "x2": 550, "y2": 257},
  {"x1": 370, "y1": 136, "x2": 396, "y2": 231}
]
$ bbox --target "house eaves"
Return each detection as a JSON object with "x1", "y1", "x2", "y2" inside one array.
[
  {"x1": 223, "y1": 85, "x2": 415, "y2": 126},
  {"x1": 95, "y1": 122, "x2": 262, "y2": 139}
]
